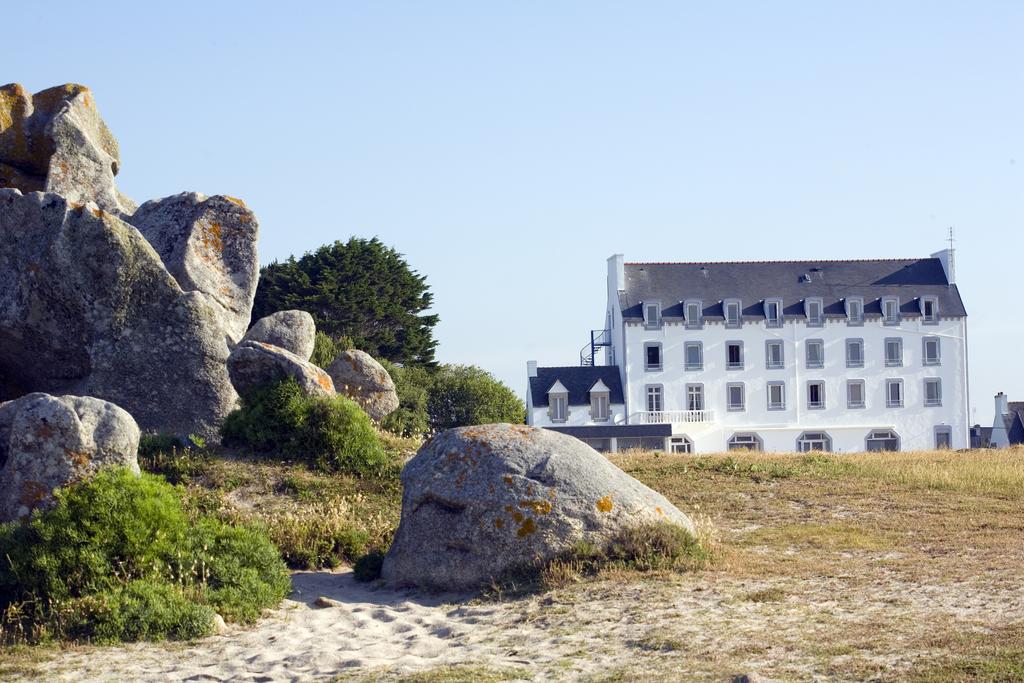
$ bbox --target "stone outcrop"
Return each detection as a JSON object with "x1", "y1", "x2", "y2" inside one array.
[
  {"x1": 326, "y1": 350, "x2": 399, "y2": 421},
  {"x1": 243, "y1": 310, "x2": 316, "y2": 361},
  {"x1": 132, "y1": 192, "x2": 260, "y2": 343},
  {"x1": 381, "y1": 424, "x2": 696, "y2": 591},
  {"x1": 227, "y1": 341, "x2": 336, "y2": 398},
  {"x1": 0, "y1": 393, "x2": 140, "y2": 522},
  {"x1": 0, "y1": 83, "x2": 260, "y2": 441}
]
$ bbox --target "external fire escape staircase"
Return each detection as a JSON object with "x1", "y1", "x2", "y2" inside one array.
[{"x1": 579, "y1": 329, "x2": 611, "y2": 366}]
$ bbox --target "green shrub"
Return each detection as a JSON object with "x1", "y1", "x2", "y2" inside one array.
[
  {"x1": 310, "y1": 331, "x2": 340, "y2": 369},
  {"x1": 353, "y1": 549, "x2": 386, "y2": 582},
  {"x1": 428, "y1": 364, "x2": 526, "y2": 432},
  {"x1": 380, "y1": 360, "x2": 432, "y2": 437},
  {"x1": 221, "y1": 379, "x2": 391, "y2": 477},
  {"x1": 138, "y1": 433, "x2": 184, "y2": 460},
  {"x1": 0, "y1": 469, "x2": 290, "y2": 644}
]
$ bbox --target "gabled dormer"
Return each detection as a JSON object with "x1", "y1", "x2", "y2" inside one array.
[
  {"x1": 588, "y1": 379, "x2": 611, "y2": 421},
  {"x1": 547, "y1": 380, "x2": 569, "y2": 423}
]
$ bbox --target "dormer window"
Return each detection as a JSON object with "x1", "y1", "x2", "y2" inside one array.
[
  {"x1": 547, "y1": 380, "x2": 569, "y2": 423},
  {"x1": 805, "y1": 298, "x2": 823, "y2": 327},
  {"x1": 643, "y1": 302, "x2": 662, "y2": 329},
  {"x1": 921, "y1": 296, "x2": 939, "y2": 324},
  {"x1": 882, "y1": 297, "x2": 900, "y2": 325},
  {"x1": 764, "y1": 299, "x2": 783, "y2": 328},
  {"x1": 845, "y1": 297, "x2": 864, "y2": 325},
  {"x1": 684, "y1": 300, "x2": 703, "y2": 329},
  {"x1": 588, "y1": 379, "x2": 611, "y2": 422},
  {"x1": 724, "y1": 299, "x2": 741, "y2": 328}
]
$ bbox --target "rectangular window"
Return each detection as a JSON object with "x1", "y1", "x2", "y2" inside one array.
[
  {"x1": 807, "y1": 381, "x2": 825, "y2": 409},
  {"x1": 686, "y1": 384, "x2": 705, "y2": 411},
  {"x1": 922, "y1": 297, "x2": 939, "y2": 324},
  {"x1": 924, "y1": 378, "x2": 942, "y2": 406},
  {"x1": 550, "y1": 395, "x2": 567, "y2": 422},
  {"x1": 685, "y1": 301, "x2": 703, "y2": 328},
  {"x1": 767, "y1": 382, "x2": 786, "y2": 410},
  {"x1": 805, "y1": 299, "x2": 823, "y2": 326},
  {"x1": 591, "y1": 394, "x2": 610, "y2": 421},
  {"x1": 883, "y1": 297, "x2": 900, "y2": 325},
  {"x1": 644, "y1": 302, "x2": 662, "y2": 329},
  {"x1": 765, "y1": 299, "x2": 783, "y2": 328},
  {"x1": 684, "y1": 342, "x2": 703, "y2": 371},
  {"x1": 846, "y1": 297, "x2": 864, "y2": 325},
  {"x1": 766, "y1": 340, "x2": 784, "y2": 369},
  {"x1": 847, "y1": 380, "x2": 865, "y2": 409},
  {"x1": 846, "y1": 338, "x2": 864, "y2": 368},
  {"x1": 669, "y1": 437, "x2": 692, "y2": 454},
  {"x1": 886, "y1": 379, "x2": 904, "y2": 408},
  {"x1": 727, "y1": 383, "x2": 745, "y2": 411},
  {"x1": 923, "y1": 337, "x2": 941, "y2": 366},
  {"x1": 935, "y1": 426, "x2": 952, "y2": 449},
  {"x1": 806, "y1": 339, "x2": 824, "y2": 369},
  {"x1": 645, "y1": 343, "x2": 662, "y2": 371},
  {"x1": 884, "y1": 338, "x2": 903, "y2": 367},
  {"x1": 646, "y1": 385, "x2": 663, "y2": 412},
  {"x1": 725, "y1": 300, "x2": 741, "y2": 328},
  {"x1": 726, "y1": 341, "x2": 744, "y2": 370}
]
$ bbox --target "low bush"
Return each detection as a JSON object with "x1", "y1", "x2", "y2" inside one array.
[
  {"x1": 221, "y1": 379, "x2": 392, "y2": 477},
  {"x1": 0, "y1": 469, "x2": 290, "y2": 644},
  {"x1": 380, "y1": 360, "x2": 432, "y2": 437}
]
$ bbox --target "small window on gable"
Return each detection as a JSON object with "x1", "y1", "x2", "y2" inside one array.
[
  {"x1": 882, "y1": 297, "x2": 900, "y2": 325},
  {"x1": 685, "y1": 300, "x2": 703, "y2": 328},
  {"x1": 724, "y1": 300, "x2": 741, "y2": 328},
  {"x1": 589, "y1": 380, "x2": 611, "y2": 421},
  {"x1": 644, "y1": 302, "x2": 662, "y2": 328},
  {"x1": 846, "y1": 297, "x2": 864, "y2": 325},
  {"x1": 547, "y1": 380, "x2": 569, "y2": 423},
  {"x1": 805, "y1": 298, "x2": 823, "y2": 327},
  {"x1": 764, "y1": 299, "x2": 783, "y2": 328},
  {"x1": 921, "y1": 297, "x2": 939, "y2": 324}
]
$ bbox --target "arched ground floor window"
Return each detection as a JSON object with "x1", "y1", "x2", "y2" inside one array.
[
  {"x1": 797, "y1": 431, "x2": 832, "y2": 452},
  {"x1": 728, "y1": 432, "x2": 762, "y2": 451},
  {"x1": 669, "y1": 435, "x2": 693, "y2": 454},
  {"x1": 865, "y1": 429, "x2": 901, "y2": 452}
]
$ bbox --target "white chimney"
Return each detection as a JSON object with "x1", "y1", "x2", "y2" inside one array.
[
  {"x1": 931, "y1": 247, "x2": 955, "y2": 285},
  {"x1": 526, "y1": 360, "x2": 538, "y2": 378},
  {"x1": 992, "y1": 392, "x2": 1011, "y2": 448},
  {"x1": 608, "y1": 254, "x2": 625, "y2": 292},
  {"x1": 995, "y1": 392, "x2": 1009, "y2": 416}
]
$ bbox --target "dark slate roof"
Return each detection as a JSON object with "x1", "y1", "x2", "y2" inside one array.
[
  {"x1": 545, "y1": 424, "x2": 672, "y2": 438},
  {"x1": 529, "y1": 366, "x2": 624, "y2": 407},
  {"x1": 619, "y1": 258, "x2": 967, "y2": 321},
  {"x1": 1009, "y1": 403, "x2": 1024, "y2": 445}
]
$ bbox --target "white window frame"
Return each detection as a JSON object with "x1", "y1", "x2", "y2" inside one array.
[
  {"x1": 934, "y1": 425, "x2": 952, "y2": 449},
  {"x1": 684, "y1": 341, "x2": 704, "y2": 371},
  {"x1": 686, "y1": 383, "x2": 705, "y2": 411},
  {"x1": 727, "y1": 382, "x2": 745, "y2": 412},
  {"x1": 884, "y1": 337, "x2": 903, "y2": 367},
  {"x1": 643, "y1": 301, "x2": 662, "y2": 329},
  {"x1": 685, "y1": 300, "x2": 703, "y2": 329},
  {"x1": 805, "y1": 298, "x2": 824, "y2": 327},
  {"x1": 590, "y1": 392, "x2": 610, "y2": 421},
  {"x1": 921, "y1": 296, "x2": 939, "y2": 324},
  {"x1": 767, "y1": 381, "x2": 786, "y2": 411},
  {"x1": 807, "y1": 380, "x2": 825, "y2": 410},
  {"x1": 886, "y1": 379, "x2": 904, "y2": 408},
  {"x1": 923, "y1": 336, "x2": 941, "y2": 366},
  {"x1": 882, "y1": 297, "x2": 900, "y2": 325},
  {"x1": 924, "y1": 378, "x2": 942, "y2": 407},
  {"x1": 726, "y1": 341, "x2": 744, "y2": 370},
  {"x1": 728, "y1": 432, "x2": 763, "y2": 451},
  {"x1": 846, "y1": 338, "x2": 864, "y2": 368},
  {"x1": 797, "y1": 431, "x2": 832, "y2": 453},
  {"x1": 847, "y1": 379, "x2": 866, "y2": 409},
  {"x1": 805, "y1": 339, "x2": 824, "y2": 369},
  {"x1": 644, "y1": 342, "x2": 663, "y2": 371},
  {"x1": 764, "y1": 299, "x2": 783, "y2": 328},
  {"x1": 766, "y1": 340, "x2": 785, "y2": 369},
  {"x1": 549, "y1": 393, "x2": 568, "y2": 423},
  {"x1": 845, "y1": 297, "x2": 864, "y2": 325},
  {"x1": 866, "y1": 429, "x2": 901, "y2": 452},
  {"x1": 724, "y1": 299, "x2": 742, "y2": 328},
  {"x1": 646, "y1": 384, "x2": 664, "y2": 412},
  {"x1": 669, "y1": 436, "x2": 693, "y2": 454}
]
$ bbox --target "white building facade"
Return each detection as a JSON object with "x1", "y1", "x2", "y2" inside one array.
[{"x1": 527, "y1": 250, "x2": 969, "y2": 453}]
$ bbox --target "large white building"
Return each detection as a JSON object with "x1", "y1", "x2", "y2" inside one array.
[{"x1": 526, "y1": 249, "x2": 969, "y2": 453}]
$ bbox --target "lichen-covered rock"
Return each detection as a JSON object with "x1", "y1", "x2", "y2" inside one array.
[
  {"x1": 326, "y1": 350, "x2": 399, "y2": 422},
  {"x1": 0, "y1": 189, "x2": 239, "y2": 441},
  {"x1": 381, "y1": 424, "x2": 695, "y2": 591},
  {"x1": 0, "y1": 393, "x2": 140, "y2": 522},
  {"x1": 243, "y1": 310, "x2": 316, "y2": 361},
  {"x1": 0, "y1": 83, "x2": 135, "y2": 215},
  {"x1": 131, "y1": 192, "x2": 260, "y2": 343},
  {"x1": 227, "y1": 341, "x2": 336, "y2": 398}
]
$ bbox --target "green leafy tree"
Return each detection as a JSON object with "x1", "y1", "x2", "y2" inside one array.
[
  {"x1": 427, "y1": 364, "x2": 525, "y2": 432},
  {"x1": 252, "y1": 238, "x2": 438, "y2": 365}
]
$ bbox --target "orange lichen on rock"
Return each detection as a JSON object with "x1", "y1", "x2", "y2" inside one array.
[
  {"x1": 224, "y1": 195, "x2": 247, "y2": 208},
  {"x1": 596, "y1": 495, "x2": 614, "y2": 513},
  {"x1": 19, "y1": 480, "x2": 47, "y2": 508},
  {"x1": 516, "y1": 517, "x2": 537, "y2": 537},
  {"x1": 519, "y1": 499, "x2": 553, "y2": 515},
  {"x1": 66, "y1": 450, "x2": 91, "y2": 468},
  {"x1": 503, "y1": 474, "x2": 514, "y2": 486},
  {"x1": 494, "y1": 518, "x2": 504, "y2": 529}
]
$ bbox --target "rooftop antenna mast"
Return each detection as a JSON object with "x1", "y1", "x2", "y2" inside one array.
[{"x1": 947, "y1": 226, "x2": 956, "y2": 285}]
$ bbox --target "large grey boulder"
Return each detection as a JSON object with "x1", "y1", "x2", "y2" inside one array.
[
  {"x1": 0, "y1": 393, "x2": 140, "y2": 522},
  {"x1": 0, "y1": 189, "x2": 240, "y2": 441},
  {"x1": 227, "y1": 341, "x2": 336, "y2": 398},
  {"x1": 0, "y1": 83, "x2": 135, "y2": 215},
  {"x1": 326, "y1": 350, "x2": 399, "y2": 421},
  {"x1": 131, "y1": 192, "x2": 260, "y2": 343},
  {"x1": 243, "y1": 310, "x2": 316, "y2": 361},
  {"x1": 381, "y1": 424, "x2": 696, "y2": 591}
]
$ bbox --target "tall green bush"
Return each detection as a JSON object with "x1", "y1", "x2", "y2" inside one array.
[
  {"x1": 0, "y1": 469, "x2": 290, "y2": 644},
  {"x1": 221, "y1": 379, "x2": 391, "y2": 476},
  {"x1": 380, "y1": 360, "x2": 432, "y2": 437},
  {"x1": 428, "y1": 364, "x2": 526, "y2": 432}
]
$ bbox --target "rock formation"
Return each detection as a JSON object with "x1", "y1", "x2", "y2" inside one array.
[
  {"x1": 0, "y1": 393, "x2": 140, "y2": 522},
  {"x1": 243, "y1": 310, "x2": 316, "y2": 361},
  {"x1": 381, "y1": 424, "x2": 696, "y2": 591},
  {"x1": 227, "y1": 341, "x2": 336, "y2": 398},
  {"x1": 0, "y1": 83, "x2": 259, "y2": 440},
  {"x1": 326, "y1": 350, "x2": 399, "y2": 421}
]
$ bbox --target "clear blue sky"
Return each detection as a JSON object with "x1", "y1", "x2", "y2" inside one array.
[{"x1": 8, "y1": 2, "x2": 1022, "y2": 425}]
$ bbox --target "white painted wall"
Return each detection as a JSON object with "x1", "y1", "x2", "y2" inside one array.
[
  {"x1": 617, "y1": 315, "x2": 969, "y2": 452},
  {"x1": 528, "y1": 401, "x2": 627, "y2": 428}
]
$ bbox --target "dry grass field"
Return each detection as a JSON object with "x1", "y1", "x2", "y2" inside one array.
[{"x1": 2, "y1": 446, "x2": 1022, "y2": 682}]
